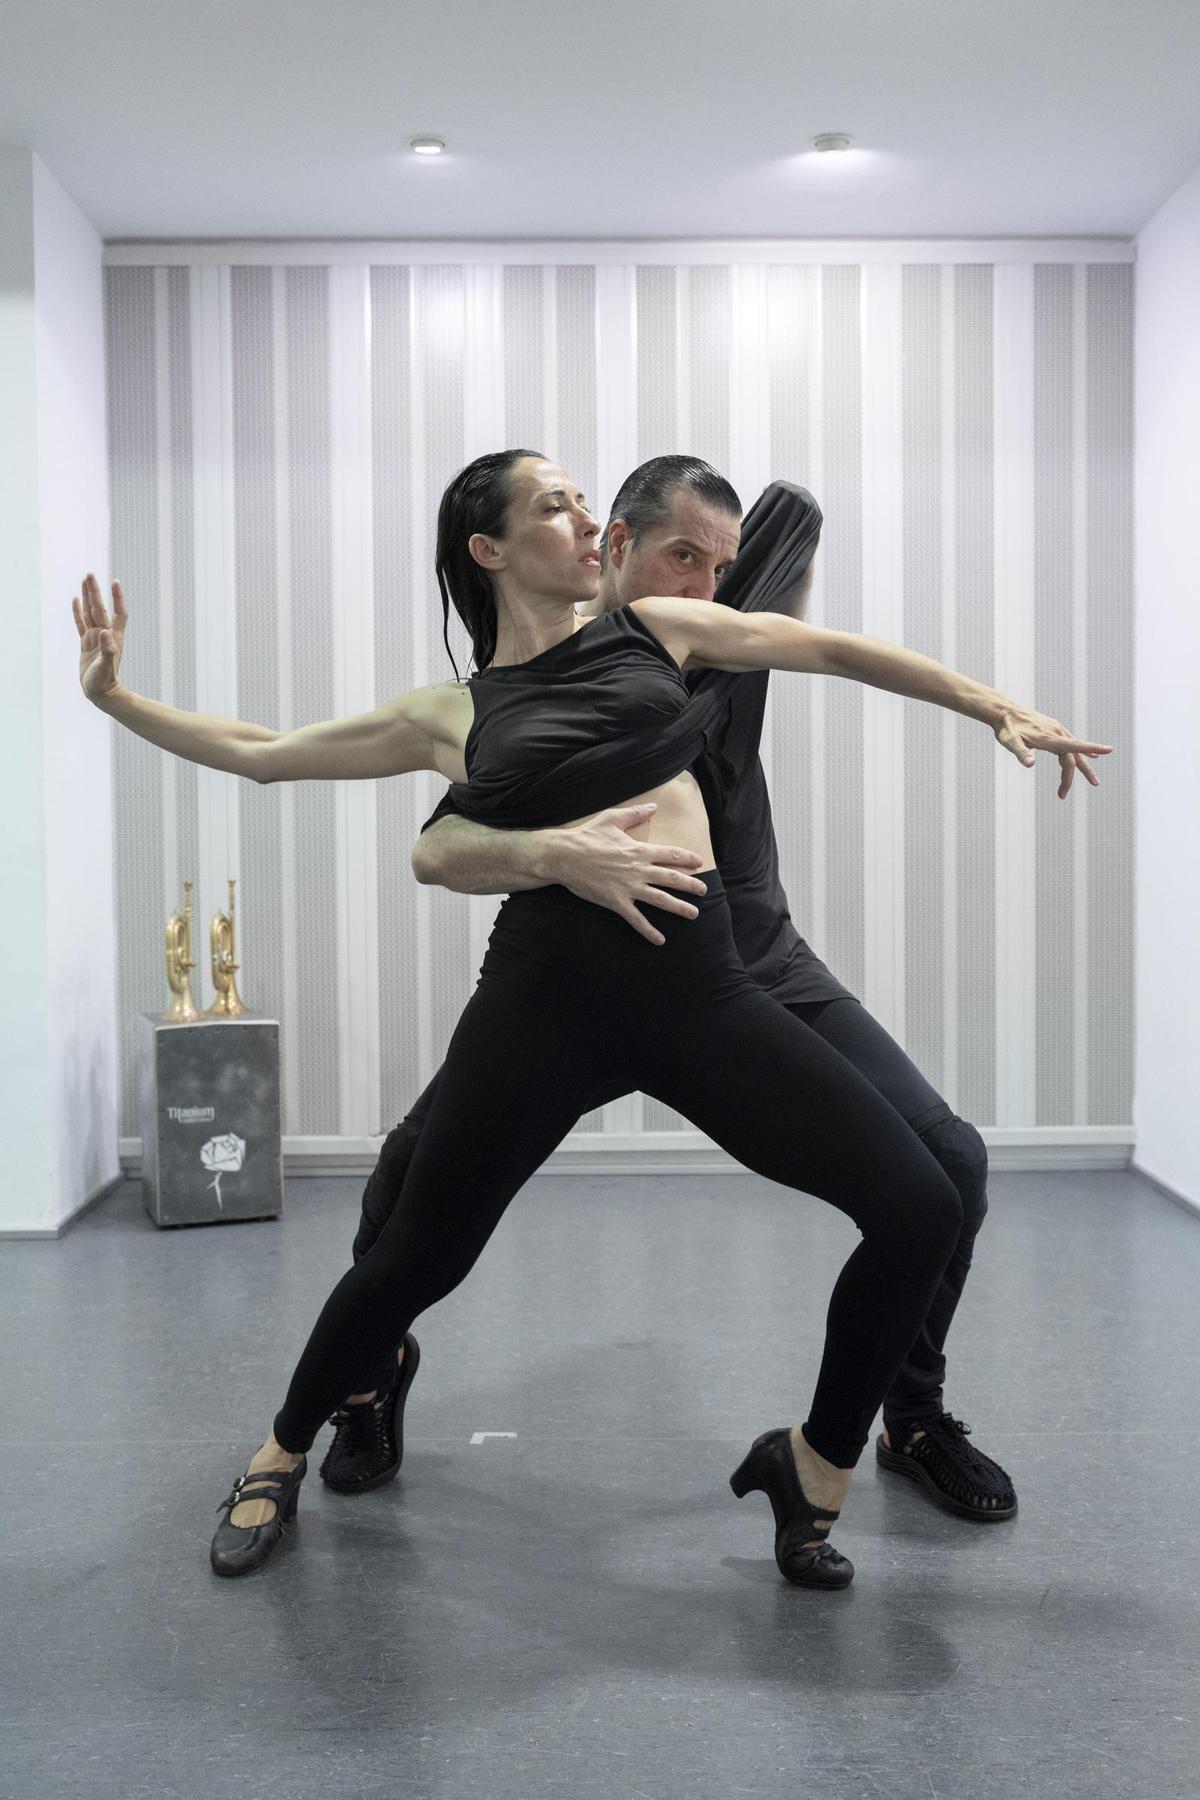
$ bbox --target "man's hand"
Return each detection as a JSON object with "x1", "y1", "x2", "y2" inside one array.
[{"x1": 546, "y1": 803, "x2": 708, "y2": 946}]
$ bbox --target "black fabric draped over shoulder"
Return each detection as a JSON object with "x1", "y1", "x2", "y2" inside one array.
[{"x1": 430, "y1": 481, "x2": 823, "y2": 833}]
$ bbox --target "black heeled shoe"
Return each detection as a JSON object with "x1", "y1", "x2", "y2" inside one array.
[
  {"x1": 319, "y1": 1332, "x2": 421, "y2": 1495},
  {"x1": 730, "y1": 1428, "x2": 854, "y2": 1590},
  {"x1": 210, "y1": 1456, "x2": 307, "y2": 1578}
]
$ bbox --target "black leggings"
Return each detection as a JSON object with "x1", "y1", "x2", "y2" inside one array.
[
  {"x1": 351, "y1": 997, "x2": 989, "y2": 1429},
  {"x1": 273, "y1": 873, "x2": 964, "y2": 1465}
]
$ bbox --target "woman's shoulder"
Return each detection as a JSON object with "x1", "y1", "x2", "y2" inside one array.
[{"x1": 402, "y1": 679, "x2": 474, "y2": 750}]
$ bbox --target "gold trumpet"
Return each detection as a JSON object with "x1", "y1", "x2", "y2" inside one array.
[
  {"x1": 206, "y1": 877, "x2": 248, "y2": 1017},
  {"x1": 164, "y1": 881, "x2": 201, "y2": 1021}
]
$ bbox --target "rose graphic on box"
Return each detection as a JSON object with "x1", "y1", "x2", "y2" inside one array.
[{"x1": 200, "y1": 1133, "x2": 246, "y2": 1210}]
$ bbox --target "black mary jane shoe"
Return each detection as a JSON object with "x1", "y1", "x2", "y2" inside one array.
[
  {"x1": 875, "y1": 1412, "x2": 1017, "y2": 1521},
  {"x1": 319, "y1": 1332, "x2": 421, "y2": 1496},
  {"x1": 210, "y1": 1456, "x2": 307, "y2": 1578},
  {"x1": 730, "y1": 1428, "x2": 854, "y2": 1590}
]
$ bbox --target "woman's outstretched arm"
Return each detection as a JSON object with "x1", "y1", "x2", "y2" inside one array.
[
  {"x1": 73, "y1": 573, "x2": 449, "y2": 783},
  {"x1": 631, "y1": 596, "x2": 1114, "y2": 800}
]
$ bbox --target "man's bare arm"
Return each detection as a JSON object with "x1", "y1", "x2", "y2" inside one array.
[
  {"x1": 411, "y1": 814, "x2": 561, "y2": 895},
  {"x1": 411, "y1": 805, "x2": 709, "y2": 946}
]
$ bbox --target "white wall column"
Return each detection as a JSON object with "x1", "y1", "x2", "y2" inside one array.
[
  {"x1": 0, "y1": 147, "x2": 115, "y2": 1236},
  {"x1": 1134, "y1": 159, "x2": 1200, "y2": 1210}
]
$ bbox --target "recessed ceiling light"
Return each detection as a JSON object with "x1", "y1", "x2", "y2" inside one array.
[
  {"x1": 811, "y1": 133, "x2": 852, "y2": 154},
  {"x1": 409, "y1": 135, "x2": 446, "y2": 156}
]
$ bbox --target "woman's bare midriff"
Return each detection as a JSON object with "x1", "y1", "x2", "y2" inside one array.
[{"x1": 564, "y1": 769, "x2": 716, "y2": 867}]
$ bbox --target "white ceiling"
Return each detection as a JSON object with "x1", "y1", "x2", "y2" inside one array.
[{"x1": 3, "y1": 0, "x2": 1199, "y2": 242}]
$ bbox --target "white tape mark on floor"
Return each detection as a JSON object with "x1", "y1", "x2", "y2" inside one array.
[{"x1": 469, "y1": 1431, "x2": 518, "y2": 1446}]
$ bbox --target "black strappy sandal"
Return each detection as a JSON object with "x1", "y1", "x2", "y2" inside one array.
[
  {"x1": 210, "y1": 1456, "x2": 307, "y2": 1578},
  {"x1": 319, "y1": 1331, "x2": 421, "y2": 1495},
  {"x1": 730, "y1": 1428, "x2": 854, "y2": 1589}
]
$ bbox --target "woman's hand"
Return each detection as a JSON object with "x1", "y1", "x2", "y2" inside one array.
[
  {"x1": 992, "y1": 705, "x2": 1113, "y2": 799},
  {"x1": 72, "y1": 572, "x2": 128, "y2": 704}
]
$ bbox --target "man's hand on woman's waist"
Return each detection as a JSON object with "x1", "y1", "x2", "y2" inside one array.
[
  {"x1": 412, "y1": 804, "x2": 707, "y2": 947},
  {"x1": 543, "y1": 804, "x2": 708, "y2": 946}
]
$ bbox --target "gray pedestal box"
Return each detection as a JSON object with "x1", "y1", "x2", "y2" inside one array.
[{"x1": 138, "y1": 1012, "x2": 283, "y2": 1228}]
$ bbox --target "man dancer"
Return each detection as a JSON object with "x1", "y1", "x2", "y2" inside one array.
[{"x1": 322, "y1": 456, "x2": 1016, "y2": 1525}]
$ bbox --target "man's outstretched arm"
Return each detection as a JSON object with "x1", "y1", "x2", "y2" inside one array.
[{"x1": 411, "y1": 805, "x2": 709, "y2": 946}]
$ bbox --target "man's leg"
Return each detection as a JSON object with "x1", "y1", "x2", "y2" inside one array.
[
  {"x1": 339, "y1": 1071, "x2": 447, "y2": 1406},
  {"x1": 787, "y1": 995, "x2": 1015, "y2": 1518},
  {"x1": 347, "y1": 1067, "x2": 632, "y2": 1388},
  {"x1": 352, "y1": 1070, "x2": 445, "y2": 1266},
  {"x1": 323, "y1": 1066, "x2": 635, "y2": 1490},
  {"x1": 271, "y1": 958, "x2": 615, "y2": 1466},
  {"x1": 317, "y1": 1076, "x2": 446, "y2": 1491}
]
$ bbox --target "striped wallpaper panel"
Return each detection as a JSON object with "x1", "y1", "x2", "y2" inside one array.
[{"x1": 103, "y1": 255, "x2": 1134, "y2": 1143}]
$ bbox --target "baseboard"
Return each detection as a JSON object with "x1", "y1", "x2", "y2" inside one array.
[
  {"x1": 112, "y1": 1126, "x2": 1136, "y2": 1181},
  {"x1": 1129, "y1": 1161, "x2": 1200, "y2": 1221},
  {"x1": 4, "y1": 1129, "x2": 1139, "y2": 1239},
  {"x1": 0, "y1": 1169, "x2": 126, "y2": 1240}
]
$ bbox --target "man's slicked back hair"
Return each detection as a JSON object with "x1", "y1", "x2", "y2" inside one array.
[{"x1": 602, "y1": 455, "x2": 741, "y2": 558}]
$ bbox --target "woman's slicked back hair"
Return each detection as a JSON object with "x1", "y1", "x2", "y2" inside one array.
[{"x1": 435, "y1": 449, "x2": 543, "y2": 677}]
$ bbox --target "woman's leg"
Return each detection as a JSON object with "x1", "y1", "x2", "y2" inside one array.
[
  {"x1": 787, "y1": 997, "x2": 990, "y2": 1439},
  {"x1": 644, "y1": 985, "x2": 964, "y2": 1475},
  {"x1": 223, "y1": 959, "x2": 610, "y2": 1529},
  {"x1": 786, "y1": 996, "x2": 1013, "y2": 1515}
]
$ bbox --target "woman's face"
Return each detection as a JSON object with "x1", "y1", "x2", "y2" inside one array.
[{"x1": 472, "y1": 458, "x2": 602, "y2": 604}]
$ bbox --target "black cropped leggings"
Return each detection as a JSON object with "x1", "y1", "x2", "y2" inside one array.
[{"x1": 273, "y1": 873, "x2": 964, "y2": 1466}]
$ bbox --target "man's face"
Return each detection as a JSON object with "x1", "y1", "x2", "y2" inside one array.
[{"x1": 603, "y1": 488, "x2": 741, "y2": 608}]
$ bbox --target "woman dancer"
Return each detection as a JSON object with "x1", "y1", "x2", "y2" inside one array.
[{"x1": 74, "y1": 450, "x2": 1110, "y2": 1589}]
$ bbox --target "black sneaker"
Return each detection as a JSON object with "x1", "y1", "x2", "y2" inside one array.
[
  {"x1": 876, "y1": 1411, "x2": 1017, "y2": 1521},
  {"x1": 319, "y1": 1333, "x2": 421, "y2": 1495}
]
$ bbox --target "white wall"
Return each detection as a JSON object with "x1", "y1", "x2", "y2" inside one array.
[
  {"x1": 0, "y1": 148, "x2": 116, "y2": 1235},
  {"x1": 1134, "y1": 163, "x2": 1200, "y2": 1208}
]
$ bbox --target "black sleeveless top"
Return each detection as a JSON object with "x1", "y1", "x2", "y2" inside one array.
[
  {"x1": 429, "y1": 481, "x2": 831, "y2": 859},
  {"x1": 424, "y1": 481, "x2": 853, "y2": 1000},
  {"x1": 445, "y1": 604, "x2": 727, "y2": 830}
]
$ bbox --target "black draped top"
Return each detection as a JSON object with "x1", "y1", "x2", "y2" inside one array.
[
  {"x1": 448, "y1": 605, "x2": 709, "y2": 829},
  {"x1": 429, "y1": 480, "x2": 825, "y2": 833}
]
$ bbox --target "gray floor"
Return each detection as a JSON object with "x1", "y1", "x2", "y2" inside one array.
[{"x1": 1, "y1": 1167, "x2": 1197, "y2": 1800}]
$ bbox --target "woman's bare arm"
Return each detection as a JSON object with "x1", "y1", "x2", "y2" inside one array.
[
  {"x1": 90, "y1": 686, "x2": 279, "y2": 780},
  {"x1": 630, "y1": 596, "x2": 1114, "y2": 799},
  {"x1": 250, "y1": 687, "x2": 450, "y2": 783},
  {"x1": 74, "y1": 572, "x2": 449, "y2": 783}
]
